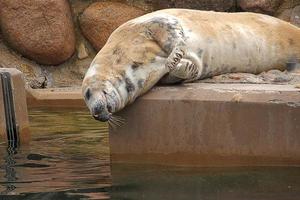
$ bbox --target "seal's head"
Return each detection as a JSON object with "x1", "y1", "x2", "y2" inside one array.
[{"x1": 82, "y1": 21, "x2": 168, "y2": 122}]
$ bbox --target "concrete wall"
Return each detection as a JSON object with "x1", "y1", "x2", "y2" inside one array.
[{"x1": 110, "y1": 83, "x2": 300, "y2": 167}]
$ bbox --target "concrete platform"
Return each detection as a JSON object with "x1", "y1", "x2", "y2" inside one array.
[{"x1": 110, "y1": 83, "x2": 300, "y2": 167}]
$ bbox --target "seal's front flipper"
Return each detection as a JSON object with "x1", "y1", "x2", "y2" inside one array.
[
  {"x1": 166, "y1": 50, "x2": 203, "y2": 82},
  {"x1": 165, "y1": 45, "x2": 186, "y2": 71},
  {"x1": 143, "y1": 15, "x2": 202, "y2": 82},
  {"x1": 169, "y1": 58, "x2": 199, "y2": 80}
]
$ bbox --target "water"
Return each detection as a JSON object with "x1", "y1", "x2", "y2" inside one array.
[
  {"x1": 0, "y1": 108, "x2": 300, "y2": 200},
  {"x1": 0, "y1": 108, "x2": 110, "y2": 199},
  {"x1": 111, "y1": 164, "x2": 300, "y2": 200}
]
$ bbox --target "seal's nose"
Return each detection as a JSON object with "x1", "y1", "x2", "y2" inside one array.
[
  {"x1": 92, "y1": 103, "x2": 110, "y2": 122},
  {"x1": 93, "y1": 114, "x2": 110, "y2": 122}
]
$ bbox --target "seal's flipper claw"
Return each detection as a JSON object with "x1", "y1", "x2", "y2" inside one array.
[
  {"x1": 166, "y1": 46, "x2": 185, "y2": 71},
  {"x1": 170, "y1": 59, "x2": 199, "y2": 80}
]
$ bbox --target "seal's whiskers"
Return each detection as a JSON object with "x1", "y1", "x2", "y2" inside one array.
[
  {"x1": 108, "y1": 115, "x2": 125, "y2": 129},
  {"x1": 112, "y1": 115, "x2": 125, "y2": 123},
  {"x1": 108, "y1": 120, "x2": 117, "y2": 129},
  {"x1": 111, "y1": 118, "x2": 123, "y2": 126}
]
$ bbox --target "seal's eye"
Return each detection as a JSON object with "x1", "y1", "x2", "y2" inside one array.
[{"x1": 85, "y1": 88, "x2": 91, "y2": 100}]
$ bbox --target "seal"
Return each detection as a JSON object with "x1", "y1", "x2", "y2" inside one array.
[{"x1": 82, "y1": 9, "x2": 300, "y2": 122}]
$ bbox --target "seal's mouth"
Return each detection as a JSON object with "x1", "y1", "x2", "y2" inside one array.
[
  {"x1": 91, "y1": 98, "x2": 111, "y2": 122},
  {"x1": 94, "y1": 91, "x2": 125, "y2": 128},
  {"x1": 93, "y1": 113, "x2": 124, "y2": 129},
  {"x1": 93, "y1": 113, "x2": 111, "y2": 122},
  {"x1": 90, "y1": 88, "x2": 125, "y2": 126},
  {"x1": 91, "y1": 93, "x2": 113, "y2": 121},
  {"x1": 92, "y1": 102, "x2": 125, "y2": 127}
]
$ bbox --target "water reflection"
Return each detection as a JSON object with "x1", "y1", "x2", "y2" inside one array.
[
  {"x1": 1, "y1": 147, "x2": 18, "y2": 195},
  {"x1": 0, "y1": 108, "x2": 110, "y2": 199}
]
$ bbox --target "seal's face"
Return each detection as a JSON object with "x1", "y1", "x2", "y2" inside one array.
[{"x1": 82, "y1": 23, "x2": 168, "y2": 122}]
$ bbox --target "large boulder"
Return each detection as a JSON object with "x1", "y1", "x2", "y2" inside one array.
[
  {"x1": 126, "y1": 0, "x2": 236, "y2": 12},
  {"x1": 0, "y1": 0, "x2": 76, "y2": 65},
  {"x1": 291, "y1": 6, "x2": 300, "y2": 27},
  {"x1": 276, "y1": 0, "x2": 300, "y2": 27},
  {"x1": 154, "y1": 0, "x2": 236, "y2": 11},
  {"x1": 79, "y1": 2, "x2": 146, "y2": 51},
  {"x1": 238, "y1": 0, "x2": 282, "y2": 15}
]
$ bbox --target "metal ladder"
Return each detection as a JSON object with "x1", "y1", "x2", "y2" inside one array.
[{"x1": 0, "y1": 72, "x2": 19, "y2": 148}]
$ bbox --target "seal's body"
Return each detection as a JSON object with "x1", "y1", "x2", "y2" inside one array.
[{"x1": 82, "y1": 9, "x2": 300, "y2": 122}]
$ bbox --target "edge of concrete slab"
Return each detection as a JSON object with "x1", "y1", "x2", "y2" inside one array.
[
  {"x1": 26, "y1": 87, "x2": 86, "y2": 108},
  {"x1": 26, "y1": 83, "x2": 300, "y2": 108}
]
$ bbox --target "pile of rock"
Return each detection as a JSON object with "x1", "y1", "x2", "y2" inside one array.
[
  {"x1": 0, "y1": 0, "x2": 299, "y2": 67},
  {"x1": 0, "y1": 0, "x2": 145, "y2": 65}
]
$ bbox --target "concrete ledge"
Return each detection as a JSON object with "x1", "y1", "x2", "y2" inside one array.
[
  {"x1": 110, "y1": 83, "x2": 300, "y2": 167},
  {"x1": 26, "y1": 87, "x2": 86, "y2": 108}
]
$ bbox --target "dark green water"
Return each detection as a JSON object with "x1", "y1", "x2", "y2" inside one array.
[{"x1": 0, "y1": 109, "x2": 300, "y2": 200}]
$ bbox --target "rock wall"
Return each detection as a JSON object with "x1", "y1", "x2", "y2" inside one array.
[{"x1": 0, "y1": 0, "x2": 299, "y2": 88}]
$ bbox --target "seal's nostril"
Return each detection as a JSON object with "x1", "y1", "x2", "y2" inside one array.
[
  {"x1": 93, "y1": 103, "x2": 103, "y2": 115},
  {"x1": 107, "y1": 104, "x2": 112, "y2": 112}
]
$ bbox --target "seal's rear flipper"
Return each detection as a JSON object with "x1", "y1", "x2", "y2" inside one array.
[{"x1": 286, "y1": 58, "x2": 300, "y2": 73}]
